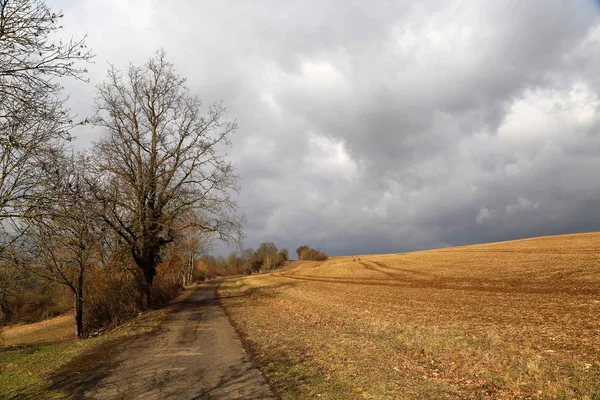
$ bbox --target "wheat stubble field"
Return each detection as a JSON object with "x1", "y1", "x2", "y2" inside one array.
[{"x1": 219, "y1": 232, "x2": 600, "y2": 399}]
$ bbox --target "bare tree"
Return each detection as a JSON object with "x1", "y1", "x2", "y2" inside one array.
[
  {"x1": 16, "y1": 153, "x2": 101, "y2": 338},
  {"x1": 0, "y1": 257, "x2": 24, "y2": 324},
  {"x1": 88, "y1": 50, "x2": 243, "y2": 305},
  {"x1": 256, "y1": 242, "x2": 279, "y2": 271},
  {"x1": 178, "y1": 227, "x2": 212, "y2": 287},
  {"x1": 0, "y1": 0, "x2": 93, "y2": 234}
]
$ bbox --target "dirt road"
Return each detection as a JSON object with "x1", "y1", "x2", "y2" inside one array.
[{"x1": 52, "y1": 282, "x2": 274, "y2": 399}]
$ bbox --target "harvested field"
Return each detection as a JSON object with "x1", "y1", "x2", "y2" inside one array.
[{"x1": 219, "y1": 232, "x2": 600, "y2": 399}]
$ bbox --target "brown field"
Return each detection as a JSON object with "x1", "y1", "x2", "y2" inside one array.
[
  {"x1": 219, "y1": 232, "x2": 600, "y2": 399},
  {"x1": 0, "y1": 314, "x2": 75, "y2": 347}
]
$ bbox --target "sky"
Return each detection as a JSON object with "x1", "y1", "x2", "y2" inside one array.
[{"x1": 50, "y1": 0, "x2": 600, "y2": 256}]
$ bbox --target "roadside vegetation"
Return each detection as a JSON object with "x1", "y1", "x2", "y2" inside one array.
[{"x1": 220, "y1": 232, "x2": 600, "y2": 399}]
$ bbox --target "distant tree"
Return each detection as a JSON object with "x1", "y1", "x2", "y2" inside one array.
[
  {"x1": 200, "y1": 243, "x2": 289, "y2": 277},
  {"x1": 87, "y1": 50, "x2": 243, "y2": 305},
  {"x1": 296, "y1": 245, "x2": 328, "y2": 261},
  {"x1": 278, "y1": 248, "x2": 289, "y2": 263},
  {"x1": 309, "y1": 249, "x2": 328, "y2": 261},
  {"x1": 0, "y1": 0, "x2": 92, "y2": 234},
  {"x1": 199, "y1": 255, "x2": 217, "y2": 269},
  {"x1": 296, "y1": 245, "x2": 309, "y2": 260},
  {"x1": 256, "y1": 242, "x2": 279, "y2": 271},
  {"x1": 240, "y1": 248, "x2": 254, "y2": 274},
  {"x1": 168, "y1": 226, "x2": 211, "y2": 287},
  {"x1": 182, "y1": 218, "x2": 213, "y2": 286}
]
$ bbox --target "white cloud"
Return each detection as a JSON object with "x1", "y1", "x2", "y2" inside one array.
[
  {"x1": 476, "y1": 207, "x2": 498, "y2": 225},
  {"x1": 304, "y1": 134, "x2": 358, "y2": 182},
  {"x1": 506, "y1": 197, "x2": 540, "y2": 216}
]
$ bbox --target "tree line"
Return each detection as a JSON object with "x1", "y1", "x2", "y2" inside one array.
[
  {"x1": 198, "y1": 243, "x2": 329, "y2": 279},
  {"x1": 199, "y1": 242, "x2": 290, "y2": 277},
  {"x1": 198, "y1": 243, "x2": 289, "y2": 278},
  {"x1": 0, "y1": 0, "x2": 242, "y2": 337}
]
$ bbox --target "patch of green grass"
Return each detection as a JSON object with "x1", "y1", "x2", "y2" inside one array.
[{"x1": 0, "y1": 341, "x2": 97, "y2": 399}]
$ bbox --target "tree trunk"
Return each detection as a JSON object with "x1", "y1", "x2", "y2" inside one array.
[
  {"x1": 75, "y1": 269, "x2": 84, "y2": 338},
  {"x1": 143, "y1": 264, "x2": 155, "y2": 307},
  {"x1": 183, "y1": 252, "x2": 194, "y2": 286},
  {"x1": 132, "y1": 245, "x2": 159, "y2": 308},
  {"x1": 0, "y1": 298, "x2": 11, "y2": 325},
  {"x1": 142, "y1": 284, "x2": 152, "y2": 308}
]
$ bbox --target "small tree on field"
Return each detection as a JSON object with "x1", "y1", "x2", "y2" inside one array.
[
  {"x1": 88, "y1": 50, "x2": 243, "y2": 305},
  {"x1": 16, "y1": 153, "x2": 101, "y2": 338}
]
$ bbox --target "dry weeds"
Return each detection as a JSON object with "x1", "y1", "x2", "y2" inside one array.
[{"x1": 219, "y1": 232, "x2": 600, "y2": 399}]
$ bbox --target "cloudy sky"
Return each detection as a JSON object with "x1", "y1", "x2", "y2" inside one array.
[{"x1": 51, "y1": 0, "x2": 600, "y2": 256}]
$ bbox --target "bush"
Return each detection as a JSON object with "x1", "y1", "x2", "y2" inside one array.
[
  {"x1": 152, "y1": 256, "x2": 185, "y2": 307},
  {"x1": 278, "y1": 248, "x2": 289, "y2": 262},
  {"x1": 296, "y1": 245, "x2": 328, "y2": 261},
  {"x1": 83, "y1": 254, "x2": 187, "y2": 335},
  {"x1": 83, "y1": 263, "x2": 142, "y2": 334},
  {"x1": 0, "y1": 282, "x2": 70, "y2": 327},
  {"x1": 196, "y1": 255, "x2": 246, "y2": 278}
]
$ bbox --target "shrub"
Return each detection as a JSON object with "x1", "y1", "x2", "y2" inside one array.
[
  {"x1": 0, "y1": 282, "x2": 70, "y2": 327},
  {"x1": 83, "y1": 264, "x2": 142, "y2": 334},
  {"x1": 297, "y1": 245, "x2": 328, "y2": 261},
  {"x1": 278, "y1": 248, "x2": 289, "y2": 262}
]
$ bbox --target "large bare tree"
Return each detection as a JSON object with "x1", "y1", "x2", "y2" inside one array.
[
  {"x1": 0, "y1": 0, "x2": 92, "y2": 232},
  {"x1": 89, "y1": 51, "x2": 243, "y2": 304}
]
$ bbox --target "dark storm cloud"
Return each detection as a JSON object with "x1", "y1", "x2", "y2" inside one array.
[{"x1": 54, "y1": 0, "x2": 600, "y2": 256}]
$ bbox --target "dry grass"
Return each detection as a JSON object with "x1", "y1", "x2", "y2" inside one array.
[
  {"x1": 0, "y1": 314, "x2": 75, "y2": 347},
  {"x1": 219, "y1": 232, "x2": 600, "y2": 399}
]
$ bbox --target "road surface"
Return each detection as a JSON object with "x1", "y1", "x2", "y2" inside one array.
[{"x1": 52, "y1": 282, "x2": 274, "y2": 399}]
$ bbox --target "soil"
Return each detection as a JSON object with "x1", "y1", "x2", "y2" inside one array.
[{"x1": 51, "y1": 281, "x2": 274, "y2": 399}]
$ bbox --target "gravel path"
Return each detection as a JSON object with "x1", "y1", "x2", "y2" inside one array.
[{"x1": 52, "y1": 282, "x2": 274, "y2": 399}]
